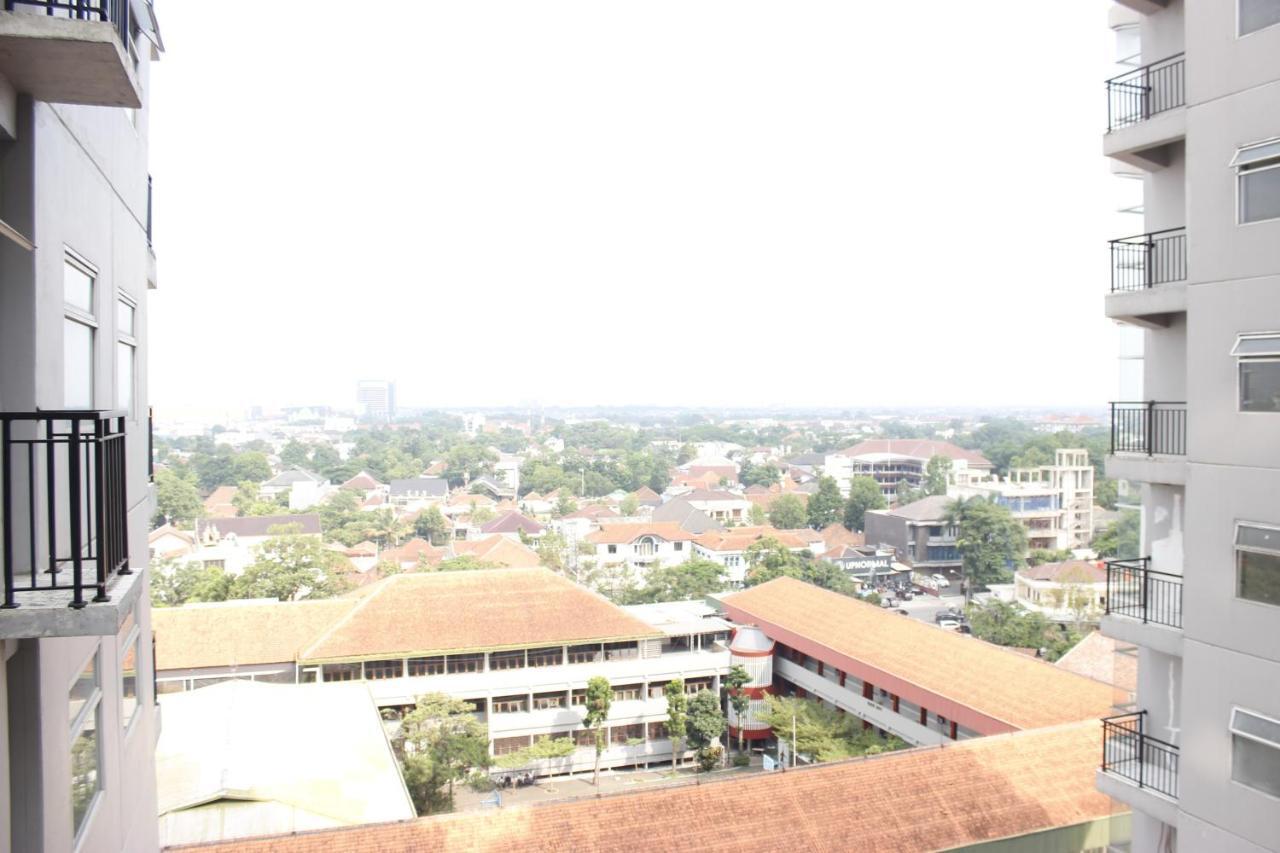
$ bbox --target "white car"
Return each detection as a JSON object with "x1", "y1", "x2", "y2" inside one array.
[
  {"x1": 937, "y1": 619, "x2": 961, "y2": 631},
  {"x1": 931, "y1": 574, "x2": 951, "y2": 589}
]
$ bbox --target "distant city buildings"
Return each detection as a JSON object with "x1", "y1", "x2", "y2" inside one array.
[{"x1": 356, "y1": 379, "x2": 397, "y2": 421}]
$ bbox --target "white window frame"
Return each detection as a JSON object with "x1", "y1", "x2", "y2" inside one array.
[
  {"x1": 69, "y1": 646, "x2": 104, "y2": 848},
  {"x1": 1232, "y1": 138, "x2": 1280, "y2": 225},
  {"x1": 64, "y1": 251, "x2": 98, "y2": 410},
  {"x1": 1232, "y1": 333, "x2": 1280, "y2": 414},
  {"x1": 1234, "y1": 520, "x2": 1280, "y2": 607},
  {"x1": 118, "y1": 604, "x2": 142, "y2": 739},
  {"x1": 1238, "y1": 0, "x2": 1280, "y2": 37},
  {"x1": 116, "y1": 293, "x2": 138, "y2": 420},
  {"x1": 1229, "y1": 706, "x2": 1280, "y2": 798}
]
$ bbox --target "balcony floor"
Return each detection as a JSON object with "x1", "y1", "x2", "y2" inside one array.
[
  {"x1": 0, "y1": 13, "x2": 141, "y2": 107},
  {"x1": 0, "y1": 567, "x2": 143, "y2": 639}
]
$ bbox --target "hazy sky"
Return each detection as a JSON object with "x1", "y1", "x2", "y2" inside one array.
[{"x1": 149, "y1": 1, "x2": 1122, "y2": 419}]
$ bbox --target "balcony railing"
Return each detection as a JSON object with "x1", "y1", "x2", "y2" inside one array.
[
  {"x1": 3, "y1": 0, "x2": 131, "y2": 48},
  {"x1": 1106, "y1": 53, "x2": 1185, "y2": 132},
  {"x1": 1110, "y1": 402, "x2": 1186, "y2": 456},
  {"x1": 1105, "y1": 557, "x2": 1183, "y2": 629},
  {"x1": 1, "y1": 412, "x2": 130, "y2": 609},
  {"x1": 1110, "y1": 228, "x2": 1186, "y2": 292},
  {"x1": 1102, "y1": 711, "x2": 1180, "y2": 801}
]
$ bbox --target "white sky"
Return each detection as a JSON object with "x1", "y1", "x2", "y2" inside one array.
[{"x1": 149, "y1": 1, "x2": 1122, "y2": 418}]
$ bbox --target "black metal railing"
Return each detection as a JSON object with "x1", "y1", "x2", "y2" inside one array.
[
  {"x1": 1106, "y1": 53, "x2": 1185, "y2": 132},
  {"x1": 1110, "y1": 402, "x2": 1186, "y2": 456},
  {"x1": 1106, "y1": 557, "x2": 1183, "y2": 629},
  {"x1": 1110, "y1": 228, "x2": 1187, "y2": 292},
  {"x1": 1, "y1": 412, "x2": 130, "y2": 609},
  {"x1": 1102, "y1": 711, "x2": 1180, "y2": 801},
  {"x1": 3, "y1": 0, "x2": 130, "y2": 48}
]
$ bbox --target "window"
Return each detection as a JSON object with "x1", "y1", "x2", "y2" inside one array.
[
  {"x1": 446, "y1": 653, "x2": 483, "y2": 674},
  {"x1": 612, "y1": 684, "x2": 643, "y2": 702},
  {"x1": 492, "y1": 695, "x2": 527, "y2": 714},
  {"x1": 1230, "y1": 707, "x2": 1280, "y2": 797},
  {"x1": 674, "y1": 541, "x2": 683, "y2": 552},
  {"x1": 647, "y1": 721, "x2": 669, "y2": 741},
  {"x1": 64, "y1": 255, "x2": 97, "y2": 409},
  {"x1": 611, "y1": 723, "x2": 644, "y2": 745},
  {"x1": 604, "y1": 641, "x2": 638, "y2": 661},
  {"x1": 70, "y1": 649, "x2": 102, "y2": 842},
  {"x1": 1232, "y1": 333, "x2": 1280, "y2": 412},
  {"x1": 116, "y1": 297, "x2": 137, "y2": 418},
  {"x1": 661, "y1": 635, "x2": 690, "y2": 654},
  {"x1": 685, "y1": 677, "x2": 713, "y2": 695},
  {"x1": 1235, "y1": 523, "x2": 1280, "y2": 607},
  {"x1": 607, "y1": 544, "x2": 618, "y2": 555},
  {"x1": 567, "y1": 644, "x2": 601, "y2": 664},
  {"x1": 363, "y1": 659, "x2": 403, "y2": 680},
  {"x1": 1232, "y1": 138, "x2": 1280, "y2": 223},
  {"x1": 321, "y1": 663, "x2": 361, "y2": 682},
  {"x1": 1241, "y1": 0, "x2": 1280, "y2": 35},
  {"x1": 527, "y1": 647, "x2": 563, "y2": 667},
  {"x1": 570, "y1": 688, "x2": 588, "y2": 706},
  {"x1": 532, "y1": 691, "x2": 566, "y2": 710},
  {"x1": 573, "y1": 728, "x2": 595, "y2": 747},
  {"x1": 119, "y1": 608, "x2": 140, "y2": 735},
  {"x1": 492, "y1": 735, "x2": 531, "y2": 756},
  {"x1": 489, "y1": 650, "x2": 526, "y2": 671},
  {"x1": 407, "y1": 656, "x2": 444, "y2": 676}
]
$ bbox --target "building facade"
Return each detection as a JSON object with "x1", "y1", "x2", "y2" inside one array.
[
  {"x1": 355, "y1": 379, "x2": 396, "y2": 422},
  {"x1": 953, "y1": 449, "x2": 1095, "y2": 552},
  {"x1": 1097, "y1": 3, "x2": 1280, "y2": 851},
  {"x1": 0, "y1": 3, "x2": 162, "y2": 851},
  {"x1": 863, "y1": 495, "x2": 964, "y2": 585}
]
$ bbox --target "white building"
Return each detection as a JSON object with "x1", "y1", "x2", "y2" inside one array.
[
  {"x1": 951, "y1": 449, "x2": 1095, "y2": 552},
  {"x1": 586, "y1": 523, "x2": 695, "y2": 576}
]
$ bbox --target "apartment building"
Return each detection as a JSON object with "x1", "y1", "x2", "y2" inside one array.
[
  {"x1": 953, "y1": 449, "x2": 1095, "y2": 552},
  {"x1": 1097, "y1": 3, "x2": 1280, "y2": 851},
  {"x1": 151, "y1": 568, "x2": 733, "y2": 778},
  {"x1": 863, "y1": 495, "x2": 964, "y2": 584},
  {"x1": 830, "y1": 439, "x2": 994, "y2": 500},
  {"x1": 355, "y1": 379, "x2": 396, "y2": 422},
  {"x1": 0, "y1": 3, "x2": 162, "y2": 851}
]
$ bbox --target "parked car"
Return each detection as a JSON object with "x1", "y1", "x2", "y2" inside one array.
[
  {"x1": 879, "y1": 596, "x2": 895, "y2": 608},
  {"x1": 930, "y1": 573, "x2": 951, "y2": 588},
  {"x1": 934, "y1": 607, "x2": 964, "y2": 624},
  {"x1": 937, "y1": 619, "x2": 961, "y2": 631}
]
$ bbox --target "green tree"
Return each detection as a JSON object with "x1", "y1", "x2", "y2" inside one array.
[
  {"x1": 806, "y1": 476, "x2": 843, "y2": 529},
  {"x1": 442, "y1": 443, "x2": 498, "y2": 487},
  {"x1": 618, "y1": 557, "x2": 726, "y2": 604},
  {"x1": 494, "y1": 735, "x2": 576, "y2": 769},
  {"x1": 231, "y1": 527, "x2": 350, "y2": 601},
  {"x1": 686, "y1": 689, "x2": 727, "y2": 769},
  {"x1": 232, "y1": 481, "x2": 289, "y2": 517},
  {"x1": 553, "y1": 493, "x2": 578, "y2": 518},
  {"x1": 1093, "y1": 509, "x2": 1140, "y2": 559},
  {"x1": 724, "y1": 665, "x2": 752, "y2": 756},
  {"x1": 924, "y1": 455, "x2": 952, "y2": 496},
  {"x1": 945, "y1": 497, "x2": 1027, "y2": 599},
  {"x1": 965, "y1": 599, "x2": 1081, "y2": 661},
  {"x1": 767, "y1": 494, "x2": 807, "y2": 530},
  {"x1": 279, "y1": 440, "x2": 311, "y2": 469},
  {"x1": 760, "y1": 695, "x2": 906, "y2": 763},
  {"x1": 152, "y1": 468, "x2": 204, "y2": 528},
  {"x1": 432, "y1": 555, "x2": 500, "y2": 572},
  {"x1": 1093, "y1": 477, "x2": 1120, "y2": 511},
  {"x1": 743, "y1": 538, "x2": 854, "y2": 595},
  {"x1": 229, "y1": 451, "x2": 272, "y2": 484},
  {"x1": 842, "y1": 476, "x2": 887, "y2": 532},
  {"x1": 665, "y1": 680, "x2": 689, "y2": 772},
  {"x1": 1027, "y1": 548, "x2": 1074, "y2": 566},
  {"x1": 150, "y1": 559, "x2": 233, "y2": 607},
  {"x1": 619, "y1": 494, "x2": 640, "y2": 517},
  {"x1": 584, "y1": 676, "x2": 613, "y2": 786},
  {"x1": 676, "y1": 444, "x2": 697, "y2": 465},
  {"x1": 748, "y1": 504, "x2": 767, "y2": 526},
  {"x1": 740, "y1": 461, "x2": 781, "y2": 488},
  {"x1": 397, "y1": 693, "x2": 491, "y2": 813}
]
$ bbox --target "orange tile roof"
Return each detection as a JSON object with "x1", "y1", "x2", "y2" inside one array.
[
  {"x1": 153, "y1": 600, "x2": 358, "y2": 670},
  {"x1": 585, "y1": 523, "x2": 695, "y2": 545},
  {"x1": 692, "y1": 527, "x2": 811, "y2": 552},
  {"x1": 1056, "y1": 632, "x2": 1138, "y2": 698},
  {"x1": 722, "y1": 578, "x2": 1117, "y2": 731},
  {"x1": 171, "y1": 721, "x2": 1121, "y2": 853},
  {"x1": 380, "y1": 538, "x2": 449, "y2": 566},
  {"x1": 299, "y1": 568, "x2": 661, "y2": 662},
  {"x1": 838, "y1": 439, "x2": 992, "y2": 468},
  {"x1": 452, "y1": 535, "x2": 541, "y2": 568},
  {"x1": 202, "y1": 485, "x2": 239, "y2": 518},
  {"x1": 745, "y1": 491, "x2": 809, "y2": 511}
]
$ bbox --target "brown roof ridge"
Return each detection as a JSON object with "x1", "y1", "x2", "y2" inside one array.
[{"x1": 298, "y1": 575, "x2": 402, "y2": 660}]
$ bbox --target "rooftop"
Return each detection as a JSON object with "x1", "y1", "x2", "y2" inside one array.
[
  {"x1": 722, "y1": 578, "x2": 1117, "y2": 731},
  {"x1": 872, "y1": 494, "x2": 953, "y2": 522},
  {"x1": 479, "y1": 510, "x2": 544, "y2": 535},
  {"x1": 586, "y1": 522, "x2": 696, "y2": 545},
  {"x1": 154, "y1": 599, "x2": 358, "y2": 670},
  {"x1": 838, "y1": 439, "x2": 992, "y2": 468},
  {"x1": 194, "y1": 514, "x2": 322, "y2": 540},
  {"x1": 1019, "y1": 560, "x2": 1107, "y2": 584},
  {"x1": 389, "y1": 477, "x2": 449, "y2": 497},
  {"x1": 451, "y1": 535, "x2": 541, "y2": 568},
  {"x1": 172, "y1": 721, "x2": 1119, "y2": 853},
  {"x1": 299, "y1": 568, "x2": 662, "y2": 662}
]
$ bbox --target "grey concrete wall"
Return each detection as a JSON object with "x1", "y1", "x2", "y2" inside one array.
[
  {"x1": 1138, "y1": 0, "x2": 1183, "y2": 62},
  {"x1": 863, "y1": 512, "x2": 906, "y2": 558},
  {"x1": 1142, "y1": 314, "x2": 1185, "y2": 400},
  {"x1": 1186, "y1": 0, "x2": 1280, "y2": 105}
]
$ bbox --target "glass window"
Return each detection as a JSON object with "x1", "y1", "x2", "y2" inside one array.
[
  {"x1": 611, "y1": 723, "x2": 644, "y2": 745},
  {"x1": 321, "y1": 663, "x2": 361, "y2": 682},
  {"x1": 1240, "y1": 360, "x2": 1280, "y2": 412},
  {"x1": 1231, "y1": 708, "x2": 1280, "y2": 797},
  {"x1": 1239, "y1": 155, "x2": 1280, "y2": 223},
  {"x1": 604, "y1": 641, "x2": 637, "y2": 661},
  {"x1": 64, "y1": 259, "x2": 94, "y2": 313},
  {"x1": 647, "y1": 721, "x2": 669, "y2": 740},
  {"x1": 119, "y1": 611, "x2": 140, "y2": 734},
  {"x1": 567, "y1": 644, "x2": 601, "y2": 664},
  {"x1": 363, "y1": 659, "x2": 403, "y2": 680},
  {"x1": 570, "y1": 688, "x2": 587, "y2": 706},
  {"x1": 446, "y1": 653, "x2": 483, "y2": 674},
  {"x1": 612, "y1": 683, "x2": 642, "y2": 702},
  {"x1": 532, "y1": 691, "x2": 566, "y2": 710},
  {"x1": 116, "y1": 340, "x2": 135, "y2": 417},
  {"x1": 116, "y1": 299, "x2": 135, "y2": 337},
  {"x1": 64, "y1": 318, "x2": 94, "y2": 409},
  {"x1": 1236, "y1": 524, "x2": 1280, "y2": 607},
  {"x1": 489, "y1": 650, "x2": 526, "y2": 671},
  {"x1": 70, "y1": 650, "x2": 102, "y2": 841},
  {"x1": 407, "y1": 656, "x2": 444, "y2": 676},
  {"x1": 492, "y1": 735, "x2": 531, "y2": 756},
  {"x1": 573, "y1": 728, "x2": 595, "y2": 747},
  {"x1": 491, "y1": 695, "x2": 527, "y2": 714},
  {"x1": 1241, "y1": 0, "x2": 1280, "y2": 35},
  {"x1": 527, "y1": 647, "x2": 563, "y2": 667}
]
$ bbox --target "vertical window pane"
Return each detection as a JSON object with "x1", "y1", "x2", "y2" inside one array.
[
  {"x1": 121, "y1": 636, "x2": 139, "y2": 731},
  {"x1": 1240, "y1": 362, "x2": 1280, "y2": 412},
  {"x1": 69, "y1": 656, "x2": 97, "y2": 727},
  {"x1": 116, "y1": 342, "x2": 135, "y2": 416},
  {"x1": 1239, "y1": 549, "x2": 1280, "y2": 606},
  {"x1": 1241, "y1": 0, "x2": 1280, "y2": 35},
  {"x1": 1241, "y1": 168, "x2": 1280, "y2": 223},
  {"x1": 1232, "y1": 734, "x2": 1280, "y2": 797},
  {"x1": 64, "y1": 261, "x2": 93, "y2": 312},
  {"x1": 64, "y1": 319, "x2": 94, "y2": 409},
  {"x1": 71, "y1": 708, "x2": 100, "y2": 838},
  {"x1": 116, "y1": 300, "x2": 135, "y2": 337}
]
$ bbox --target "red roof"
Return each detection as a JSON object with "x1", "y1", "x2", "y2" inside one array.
[
  {"x1": 838, "y1": 439, "x2": 992, "y2": 468},
  {"x1": 1019, "y1": 560, "x2": 1107, "y2": 584}
]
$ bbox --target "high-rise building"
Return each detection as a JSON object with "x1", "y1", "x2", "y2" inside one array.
[
  {"x1": 355, "y1": 379, "x2": 396, "y2": 422},
  {"x1": 0, "y1": 2, "x2": 163, "y2": 851},
  {"x1": 1097, "y1": 2, "x2": 1280, "y2": 851}
]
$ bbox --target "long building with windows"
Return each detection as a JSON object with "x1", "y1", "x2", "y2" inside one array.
[
  {"x1": 152, "y1": 568, "x2": 733, "y2": 776},
  {"x1": 0, "y1": 3, "x2": 163, "y2": 852},
  {"x1": 1096, "y1": 3, "x2": 1280, "y2": 852}
]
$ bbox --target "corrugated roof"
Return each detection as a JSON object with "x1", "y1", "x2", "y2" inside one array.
[
  {"x1": 722, "y1": 578, "x2": 1117, "y2": 731},
  {"x1": 170, "y1": 721, "x2": 1120, "y2": 853}
]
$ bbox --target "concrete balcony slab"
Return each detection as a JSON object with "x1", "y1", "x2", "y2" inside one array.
[{"x1": 0, "y1": 12, "x2": 140, "y2": 108}]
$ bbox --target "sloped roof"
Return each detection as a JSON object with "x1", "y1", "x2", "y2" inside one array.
[
  {"x1": 452, "y1": 535, "x2": 541, "y2": 568},
  {"x1": 882, "y1": 494, "x2": 954, "y2": 522},
  {"x1": 380, "y1": 538, "x2": 448, "y2": 567},
  {"x1": 683, "y1": 488, "x2": 746, "y2": 502},
  {"x1": 820, "y1": 523, "x2": 866, "y2": 549},
  {"x1": 629, "y1": 486, "x2": 661, "y2": 505},
  {"x1": 650, "y1": 498, "x2": 722, "y2": 534},
  {"x1": 586, "y1": 523, "x2": 696, "y2": 545},
  {"x1": 693, "y1": 527, "x2": 813, "y2": 553},
  {"x1": 479, "y1": 510, "x2": 544, "y2": 535},
  {"x1": 195, "y1": 514, "x2": 322, "y2": 539},
  {"x1": 388, "y1": 477, "x2": 449, "y2": 498},
  {"x1": 562, "y1": 505, "x2": 619, "y2": 521},
  {"x1": 722, "y1": 578, "x2": 1117, "y2": 731},
  {"x1": 263, "y1": 469, "x2": 327, "y2": 488},
  {"x1": 1019, "y1": 560, "x2": 1107, "y2": 584},
  {"x1": 1056, "y1": 632, "x2": 1138, "y2": 697},
  {"x1": 340, "y1": 472, "x2": 384, "y2": 491},
  {"x1": 153, "y1": 599, "x2": 359, "y2": 670},
  {"x1": 202, "y1": 486, "x2": 239, "y2": 518},
  {"x1": 838, "y1": 439, "x2": 992, "y2": 468},
  {"x1": 172, "y1": 721, "x2": 1118, "y2": 853},
  {"x1": 299, "y1": 568, "x2": 661, "y2": 661}
]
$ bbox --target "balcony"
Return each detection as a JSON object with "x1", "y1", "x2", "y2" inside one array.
[
  {"x1": 1, "y1": 411, "x2": 142, "y2": 638},
  {"x1": 0, "y1": 0, "x2": 142, "y2": 108},
  {"x1": 1102, "y1": 558, "x2": 1183, "y2": 656},
  {"x1": 1106, "y1": 402, "x2": 1187, "y2": 486},
  {"x1": 1097, "y1": 711, "x2": 1180, "y2": 825},
  {"x1": 1106, "y1": 228, "x2": 1187, "y2": 327},
  {"x1": 1103, "y1": 54, "x2": 1185, "y2": 170}
]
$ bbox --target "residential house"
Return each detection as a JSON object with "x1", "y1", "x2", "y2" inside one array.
[
  {"x1": 1014, "y1": 560, "x2": 1108, "y2": 625},
  {"x1": 260, "y1": 468, "x2": 332, "y2": 510},
  {"x1": 863, "y1": 495, "x2": 963, "y2": 586},
  {"x1": 587, "y1": 523, "x2": 695, "y2": 575},
  {"x1": 691, "y1": 527, "x2": 814, "y2": 585},
  {"x1": 682, "y1": 489, "x2": 753, "y2": 525},
  {"x1": 388, "y1": 476, "x2": 449, "y2": 510},
  {"x1": 203, "y1": 485, "x2": 239, "y2": 519},
  {"x1": 188, "y1": 514, "x2": 324, "y2": 576},
  {"x1": 650, "y1": 497, "x2": 722, "y2": 534},
  {"x1": 479, "y1": 510, "x2": 545, "y2": 541}
]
